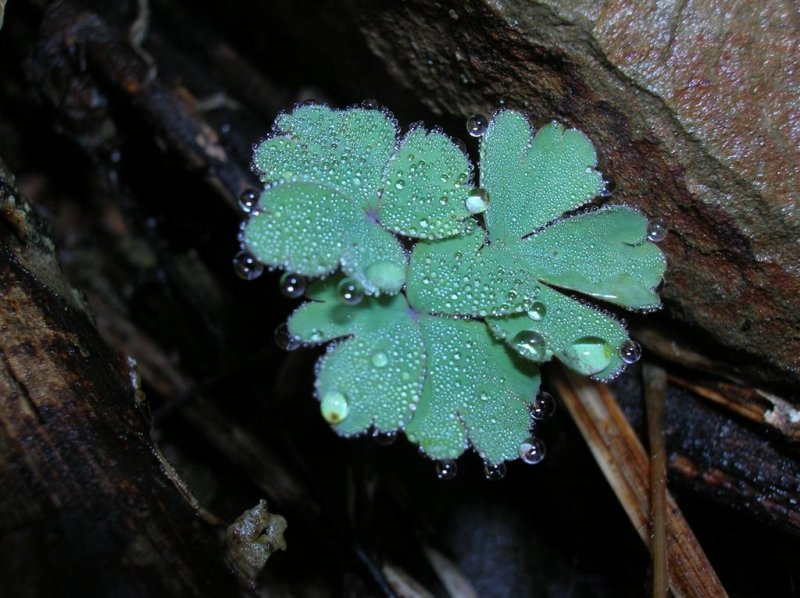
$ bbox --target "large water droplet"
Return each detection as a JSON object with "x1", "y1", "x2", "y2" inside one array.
[
  {"x1": 436, "y1": 460, "x2": 458, "y2": 480},
  {"x1": 483, "y1": 461, "x2": 506, "y2": 481},
  {"x1": 371, "y1": 351, "x2": 388, "y2": 368},
  {"x1": 519, "y1": 437, "x2": 546, "y2": 465},
  {"x1": 239, "y1": 188, "x2": 258, "y2": 213},
  {"x1": 562, "y1": 336, "x2": 613, "y2": 375},
  {"x1": 527, "y1": 302, "x2": 547, "y2": 321},
  {"x1": 465, "y1": 188, "x2": 490, "y2": 214},
  {"x1": 233, "y1": 251, "x2": 263, "y2": 280},
  {"x1": 279, "y1": 272, "x2": 307, "y2": 298},
  {"x1": 320, "y1": 391, "x2": 349, "y2": 424},
  {"x1": 372, "y1": 430, "x2": 397, "y2": 445},
  {"x1": 512, "y1": 330, "x2": 547, "y2": 361},
  {"x1": 647, "y1": 217, "x2": 668, "y2": 242},
  {"x1": 466, "y1": 114, "x2": 488, "y2": 137},
  {"x1": 361, "y1": 98, "x2": 379, "y2": 110},
  {"x1": 619, "y1": 339, "x2": 642, "y2": 364},
  {"x1": 365, "y1": 261, "x2": 405, "y2": 294},
  {"x1": 531, "y1": 391, "x2": 556, "y2": 421},
  {"x1": 274, "y1": 323, "x2": 299, "y2": 351},
  {"x1": 337, "y1": 278, "x2": 364, "y2": 305}
]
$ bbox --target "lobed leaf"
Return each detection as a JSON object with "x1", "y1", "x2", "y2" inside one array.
[
  {"x1": 378, "y1": 128, "x2": 473, "y2": 240},
  {"x1": 245, "y1": 104, "x2": 476, "y2": 294},
  {"x1": 481, "y1": 111, "x2": 602, "y2": 242},
  {"x1": 406, "y1": 317, "x2": 539, "y2": 464},
  {"x1": 288, "y1": 278, "x2": 539, "y2": 464},
  {"x1": 405, "y1": 111, "x2": 665, "y2": 379},
  {"x1": 406, "y1": 222, "x2": 541, "y2": 317},
  {"x1": 486, "y1": 285, "x2": 628, "y2": 380},
  {"x1": 515, "y1": 207, "x2": 666, "y2": 309},
  {"x1": 255, "y1": 105, "x2": 396, "y2": 207}
]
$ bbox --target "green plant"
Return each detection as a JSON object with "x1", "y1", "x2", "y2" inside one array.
[{"x1": 236, "y1": 104, "x2": 666, "y2": 476}]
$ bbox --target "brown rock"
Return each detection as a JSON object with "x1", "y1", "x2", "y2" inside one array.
[{"x1": 349, "y1": 0, "x2": 800, "y2": 390}]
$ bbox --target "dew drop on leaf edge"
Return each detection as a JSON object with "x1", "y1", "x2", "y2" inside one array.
[
  {"x1": 519, "y1": 437, "x2": 546, "y2": 465},
  {"x1": 619, "y1": 339, "x2": 642, "y2": 364},
  {"x1": 531, "y1": 391, "x2": 556, "y2": 421},
  {"x1": 563, "y1": 336, "x2": 613, "y2": 375},
  {"x1": 233, "y1": 251, "x2": 263, "y2": 281},
  {"x1": 321, "y1": 391, "x2": 349, "y2": 424},
  {"x1": 279, "y1": 272, "x2": 307, "y2": 298},
  {"x1": 238, "y1": 188, "x2": 258, "y2": 213},
  {"x1": 647, "y1": 217, "x2": 668, "y2": 242},
  {"x1": 466, "y1": 114, "x2": 488, "y2": 137},
  {"x1": 274, "y1": 323, "x2": 300, "y2": 351}
]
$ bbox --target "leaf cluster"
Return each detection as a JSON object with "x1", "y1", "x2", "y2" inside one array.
[{"x1": 241, "y1": 104, "x2": 666, "y2": 465}]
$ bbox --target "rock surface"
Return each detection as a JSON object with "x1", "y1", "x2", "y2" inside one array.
[{"x1": 349, "y1": 0, "x2": 800, "y2": 390}]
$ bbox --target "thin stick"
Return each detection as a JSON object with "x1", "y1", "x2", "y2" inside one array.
[
  {"x1": 553, "y1": 365, "x2": 728, "y2": 598},
  {"x1": 644, "y1": 363, "x2": 668, "y2": 598}
]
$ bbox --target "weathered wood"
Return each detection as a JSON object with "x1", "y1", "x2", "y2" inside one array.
[
  {"x1": 554, "y1": 366, "x2": 727, "y2": 598},
  {"x1": 0, "y1": 166, "x2": 239, "y2": 596}
]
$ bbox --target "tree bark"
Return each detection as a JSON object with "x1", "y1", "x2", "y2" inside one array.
[{"x1": 0, "y1": 165, "x2": 237, "y2": 597}]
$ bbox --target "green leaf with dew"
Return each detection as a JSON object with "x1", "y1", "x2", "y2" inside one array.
[
  {"x1": 242, "y1": 104, "x2": 473, "y2": 294},
  {"x1": 288, "y1": 277, "x2": 540, "y2": 464}
]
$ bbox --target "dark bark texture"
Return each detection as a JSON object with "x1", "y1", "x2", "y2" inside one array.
[{"x1": 0, "y1": 167, "x2": 238, "y2": 596}]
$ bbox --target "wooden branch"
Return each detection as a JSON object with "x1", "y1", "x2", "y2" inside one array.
[
  {"x1": 0, "y1": 165, "x2": 239, "y2": 596},
  {"x1": 644, "y1": 363, "x2": 668, "y2": 598}
]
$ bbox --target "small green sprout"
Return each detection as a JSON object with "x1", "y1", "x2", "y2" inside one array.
[{"x1": 238, "y1": 104, "x2": 666, "y2": 474}]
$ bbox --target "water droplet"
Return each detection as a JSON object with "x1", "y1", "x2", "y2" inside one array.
[
  {"x1": 562, "y1": 336, "x2": 613, "y2": 375},
  {"x1": 531, "y1": 391, "x2": 556, "y2": 421},
  {"x1": 372, "y1": 430, "x2": 396, "y2": 445},
  {"x1": 371, "y1": 351, "x2": 388, "y2": 368},
  {"x1": 274, "y1": 323, "x2": 299, "y2": 351},
  {"x1": 232, "y1": 251, "x2": 263, "y2": 280},
  {"x1": 395, "y1": 179, "x2": 405, "y2": 190},
  {"x1": 465, "y1": 188, "x2": 490, "y2": 214},
  {"x1": 239, "y1": 188, "x2": 259, "y2": 213},
  {"x1": 512, "y1": 330, "x2": 547, "y2": 361},
  {"x1": 483, "y1": 461, "x2": 506, "y2": 481},
  {"x1": 436, "y1": 460, "x2": 457, "y2": 480},
  {"x1": 527, "y1": 302, "x2": 547, "y2": 321},
  {"x1": 466, "y1": 114, "x2": 488, "y2": 137},
  {"x1": 337, "y1": 278, "x2": 364, "y2": 305},
  {"x1": 647, "y1": 217, "x2": 668, "y2": 242},
  {"x1": 620, "y1": 339, "x2": 642, "y2": 364},
  {"x1": 320, "y1": 391, "x2": 349, "y2": 424},
  {"x1": 279, "y1": 272, "x2": 307, "y2": 298},
  {"x1": 519, "y1": 437, "x2": 546, "y2": 465},
  {"x1": 361, "y1": 98, "x2": 378, "y2": 109}
]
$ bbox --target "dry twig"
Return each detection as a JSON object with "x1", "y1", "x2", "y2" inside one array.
[{"x1": 553, "y1": 365, "x2": 728, "y2": 598}]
